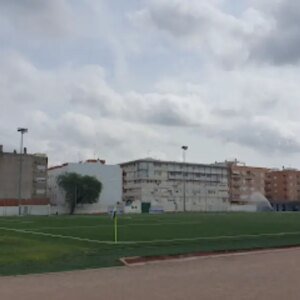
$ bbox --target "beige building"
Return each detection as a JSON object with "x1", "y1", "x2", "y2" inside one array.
[
  {"x1": 265, "y1": 169, "x2": 300, "y2": 203},
  {"x1": 120, "y1": 158, "x2": 229, "y2": 213},
  {"x1": 228, "y1": 161, "x2": 269, "y2": 203},
  {"x1": 0, "y1": 145, "x2": 49, "y2": 216}
]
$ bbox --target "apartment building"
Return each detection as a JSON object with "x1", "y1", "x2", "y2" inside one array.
[
  {"x1": 120, "y1": 158, "x2": 229, "y2": 213},
  {"x1": 265, "y1": 169, "x2": 300, "y2": 203},
  {"x1": 0, "y1": 145, "x2": 49, "y2": 216},
  {"x1": 224, "y1": 161, "x2": 269, "y2": 203}
]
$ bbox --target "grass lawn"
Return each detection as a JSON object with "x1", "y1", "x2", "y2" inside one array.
[{"x1": 1, "y1": 212, "x2": 300, "y2": 276}]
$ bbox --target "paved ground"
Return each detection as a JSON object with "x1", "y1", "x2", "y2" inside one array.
[{"x1": 1, "y1": 248, "x2": 300, "y2": 300}]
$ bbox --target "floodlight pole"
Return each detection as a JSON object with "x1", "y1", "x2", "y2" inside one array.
[
  {"x1": 182, "y1": 146, "x2": 188, "y2": 212},
  {"x1": 17, "y1": 128, "x2": 28, "y2": 216}
]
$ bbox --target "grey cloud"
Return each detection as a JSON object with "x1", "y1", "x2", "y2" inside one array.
[
  {"x1": 0, "y1": 0, "x2": 73, "y2": 37},
  {"x1": 250, "y1": 1, "x2": 300, "y2": 64},
  {"x1": 70, "y1": 87, "x2": 199, "y2": 127},
  {"x1": 212, "y1": 108, "x2": 244, "y2": 119},
  {"x1": 129, "y1": 0, "x2": 252, "y2": 67},
  {"x1": 251, "y1": 29, "x2": 300, "y2": 65},
  {"x1": 140, "y1": 98, "x2": 191, "y2": 126},
  {"x1": 147, "y1": 2, "x2": 212, "y2": 37},
  {"x1": 213, "y1": 121, "x2": 300, "y2": 154},
  {"x1": 69, "y1": 90, "x2": 115, "y2": 118},
  {"x1": 137, "y1": 0, "x2": 242, "y2": 37},
  {"x1": 132, "y1": 0, "x2": 300, "y2": 66}
]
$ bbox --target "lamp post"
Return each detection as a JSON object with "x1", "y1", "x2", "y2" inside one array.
[
  {"x1": 17, "y1": 128, "x2": 28, "y2": 216},
  {"x1": 181, "y1": 145, "x2": 188, "y2": 212}
]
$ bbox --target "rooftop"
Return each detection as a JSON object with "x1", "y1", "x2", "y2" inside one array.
[
  {"x1": 48, "y1": 159, "x2": 106, "y2": 171},
  {"x1": 119, "y1": 158, "x2": 228, "y2": 169}
]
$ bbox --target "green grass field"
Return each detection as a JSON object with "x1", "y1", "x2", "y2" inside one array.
[{"x1": 1, "y1": 212, "x2": 300, "y2": 276}]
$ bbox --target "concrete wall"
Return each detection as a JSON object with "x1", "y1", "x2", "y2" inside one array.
[
  {"x1": 48, "y1": 162, "x2": 122, "y2": 214},
  {"x1": 0, "y1": 206, "x2": 18, "y2": 216},
  {"x1": 24, "y1": 205, "x2": 50, "y2": 216},
  {"x1": 0, "y1": 205, "x2": 50, "y2": 216},
  {"x1": 124, "y1": 201, "x2": 141, "y2": 214},
  {"x1": 0, "y1": 152, "x2": 48, "y2": 200},
  {"x1": 230, "y1": 204, "x2": 257, "y2": 212},
  {"x1": 0, "y1": 153, "x2": 33, "y2": 199}
]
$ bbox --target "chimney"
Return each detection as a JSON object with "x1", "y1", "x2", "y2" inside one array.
[
  {"x1": 24, "y1": 147, "x2": 27, "y2": 154},
  {"x1": 0, "y1": 145, "x2": 3, "y2": 153}
]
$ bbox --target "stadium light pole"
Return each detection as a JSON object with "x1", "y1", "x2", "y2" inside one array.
[
  {"x1": 182, "y1": 145, "x2": 188, "y2": 212},
  {"x1": 17, "y1": 128, "x2": 28, "y2": 216}
]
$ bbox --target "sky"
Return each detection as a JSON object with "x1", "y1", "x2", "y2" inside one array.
[{"x1": 1, "y1": 0, "x2": 300, "y2": 168}]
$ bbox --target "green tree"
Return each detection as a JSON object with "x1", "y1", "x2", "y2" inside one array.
[{"x1": 57, "y1": 172, "x2": 102, "y2": 215}]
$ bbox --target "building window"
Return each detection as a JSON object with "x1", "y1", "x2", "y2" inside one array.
[
  {"x1": 35, "y1": 177, "x2": 46, "y2": 183},
  {"x1": 37, "y1": 165, "x2": 46, "y2": 171},
  {"x1": 36, "y1": 189, "x2": 46, "y2": 195}
]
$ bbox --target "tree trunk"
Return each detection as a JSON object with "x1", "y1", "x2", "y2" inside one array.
[
  {"x1": 70, "y1": 185, "x2": 77, "y2": 215},
  {"x1": 70, "y1": 200, "x2": 76, "y2": 215}
]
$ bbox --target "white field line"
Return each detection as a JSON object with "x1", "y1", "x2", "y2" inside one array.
[
  {"x1": 122, "y1": 231, "x2": 300, "y2": 244},
  {"x1": 0, "y1": 227, "x2": 117, "y2": 245},
  {"x1": 1, "y1": 226, "x2": 300, "y2": 245},
  {"x1": 0, "y1": 220, "x2": 203, "y2": 231},
  {"x1": 34, "y1": 221, "x2": 204, "y2": 230}
]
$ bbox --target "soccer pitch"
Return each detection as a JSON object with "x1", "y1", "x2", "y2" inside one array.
[{"x1": 1, "y1": 212, "x2": 300, "y2": 276}]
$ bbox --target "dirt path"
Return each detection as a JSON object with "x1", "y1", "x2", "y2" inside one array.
[{"x1": 1, "y1": 248, "x2": 300, "y2": 300}]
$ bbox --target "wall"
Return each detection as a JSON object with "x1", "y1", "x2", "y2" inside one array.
[
  {"x1": 48, "y1": 162, "x2": 122, "y2": 214},
  {"x1": 124, "y1": 201, "x2": 141, "y2": 214},
  {"x1": 0, "y1": 205, "x2": 50, "y2": 216},
  {"x1": 0, "y1": 153, "x2": 33, "y2": 199},
  {"x1": 230, "y1": 204, "x2": 257, "y2": 212},
  {"x1": 0, "y1": 206, "x2": 18, "y2": 216},
  {"x1": 0, "y1": 152, "x2": 48, "y2": 200},
  {"x1": 25, "y1": 205, "x2": 50, "y2": 216}
]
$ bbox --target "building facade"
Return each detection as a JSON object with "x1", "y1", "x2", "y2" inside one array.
[
  {"x1": 265, "y1": 169, "x2": 300, "y2": 203},
  {"x1": 0, "y1": 145, "x2": 49, "y2": 216},
  {"x1": 227, "y1": 161, "x2": 269, "y2": 203},
  {"x1": 48, "y1": 160, "x2": 122, "y2": 214},
  {"x1": 120, "y1": 158, "x2": 229, "y2": 213}
]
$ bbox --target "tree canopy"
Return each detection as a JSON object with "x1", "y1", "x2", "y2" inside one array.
[{"x1": 57, "y1": 172, "x2": 102, "y2": 214}]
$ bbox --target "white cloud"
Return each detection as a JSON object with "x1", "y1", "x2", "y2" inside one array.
[
  {"x1": 1, "y1": 1, "x2": 300, "y2": 169},
  {"x1": 1, "y1": 51, "x2": 300, "y2": 168},
  {"x1": 129, "y1": 0, "x2": 258, "y2": 67}
]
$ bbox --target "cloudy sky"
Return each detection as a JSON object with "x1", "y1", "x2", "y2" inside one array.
[{"x1": 1, "y1": 0, "x2": 300, "y2": 168}]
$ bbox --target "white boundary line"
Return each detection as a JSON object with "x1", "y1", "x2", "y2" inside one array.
[
  {"x1": 35, "y1": 221, "x2": 204, "y2": 230},
  {"x1": 137, "y1": 231, "x2": 300, "y2": 244},
  {"x1": 1, "y1": 226, "x2": 300, "y2": 245},
  {"x1": 0, "y1": 227, "x2": 116, "y2": 245}
]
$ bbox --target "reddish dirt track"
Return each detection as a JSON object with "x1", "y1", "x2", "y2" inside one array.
[{"x1": 1, "y1": 248, "x2": 300, "y2": 300}]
